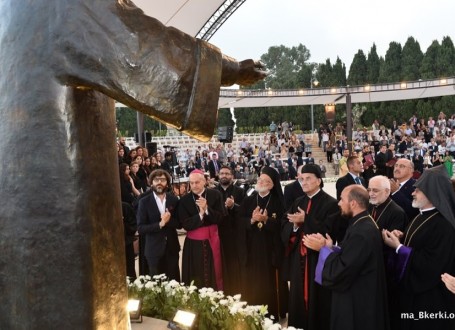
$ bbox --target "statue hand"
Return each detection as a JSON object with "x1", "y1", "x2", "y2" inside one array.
[
  {"x1": 237, "y1": 59, "x2": 267, "y2": 86},
  {"x1": 221, "y1": 56, "x2": 267, "y2": 86}
]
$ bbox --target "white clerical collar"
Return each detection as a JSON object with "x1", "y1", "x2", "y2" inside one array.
[
  {"x1": 258, "y1": 191, "x2": 271, "y2": 198},
  {"x1": 307, "y1": 189, "x2": 321, "y2": 199},
  {"x1": 420, "y1": 206, "x2": 436, "y2": 214}
]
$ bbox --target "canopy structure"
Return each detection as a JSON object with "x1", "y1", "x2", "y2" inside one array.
[
  {"x1": 134, "y1": 0, "x2": 246, "y2": 40},
  {"x1": 218, "y1": 77, "x2": 455, "y2": 108}
]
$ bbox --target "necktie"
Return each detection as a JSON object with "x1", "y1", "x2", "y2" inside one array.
[
  {"x1": 214, "y1": 161, "x2": 218, "y2": 173},
  {"x1": 355, "y1": 177, "x2": 361, "y2": 185}
]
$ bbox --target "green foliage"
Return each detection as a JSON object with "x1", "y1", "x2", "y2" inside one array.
[
  {"x1": 378, "y1": 41, "x2": 402, "y2": 83},
  {"x1": 367, "y1": 44, "x2": 381, "y2": 84},
  {"x1": 401, "y1": 37, "x2": 423, "y2": 80},
  {"x1": 128, "y1": 275, "x2": 270, "y2": 330},
  {"x1": 348, "y1": 50, "x2": 368, "y2": 85}
]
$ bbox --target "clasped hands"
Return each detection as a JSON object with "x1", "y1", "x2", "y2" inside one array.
[
  {"x1": 251, "y1": 206, "x2": 268, "y2": 224},
  {"x1": 302, "y1": 233, "x2": 333, "y2": 252},
  {"x1": 196, "y1": 197, "x2": 208, "y2": 216},
  {"x1": 382, "y1": 229, "x2": 403, "y2": 249},
  {"x1": 225, "y1": 196, "x2": 235, "y2": 209},
  {"x1": 287, "y1": 207, "x2": 306, "y2": 228}
]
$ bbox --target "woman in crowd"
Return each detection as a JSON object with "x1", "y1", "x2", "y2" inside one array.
[
  {"x1": 125, "y1": 149, "x2": 137, "y2": 165},
  {"x1": 143, "y1": 157, "x2": 153, "y2": 178},
  {"x1": 280, "y1": 142, "x2": 288, "y2": 159},
  {"x1": 186, "y1": 159, "x2": 196, "y2": 175},
  {"x1": 118, "y1": 148, "x2": 125, "y2": 164},
  {"x1": 119, "y1": 163, "x2": 141, "y2": 204},
  {"x1": 129, "y1": 161, "x2": 145, "y2": 194},
  {"x1": 443, "y1": 150, "x2": 453, "y2": 177},
  {"x1": 433, "y1": 151, "x2": 443, "y2": 167},
  {"x1": 133, "y1": 155, "x2": 149, "y2": 190}
]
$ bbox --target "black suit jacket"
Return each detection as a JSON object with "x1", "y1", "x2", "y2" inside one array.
[
  {"x1": 283, "y1": 180, "x2": 305, "y2": 211},
  {"x1": 137, "y1": 192, "x2": 180, "y2": 261},
  {"x1": 335, "y1": 173, "x2": 366, "y2": 200},
  {"x1": 391, "y1": 178, "x2": 418, "y2": 222},
  {"x1": 208, "y1": 160, "x2": 222, "y2": 179}
]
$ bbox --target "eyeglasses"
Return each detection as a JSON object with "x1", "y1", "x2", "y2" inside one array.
[{"x1": 152, "y1": 178, "x2": 167, "y2": 183}]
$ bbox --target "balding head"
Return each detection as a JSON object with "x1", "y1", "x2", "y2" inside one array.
[
  {"x1": 393, "y1": 158, "x2": 414, "y2": 183},
  {"x1": 338, "y1": 185, "x2": 369, "y2": 217}
]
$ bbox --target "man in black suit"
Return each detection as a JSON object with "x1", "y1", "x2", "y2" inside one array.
[
  {"x1": 284, "y1": 165, "x2": 305, "y2": 210},
  {"x1": 336, "y1": 156, "x2": 366, "y2": 200},
  {"x1": 208, "y1": 152, "x2": 222, "y2": 180},
  {"x1": 390, "y1": 158, "x2": 418, "y2": 222},
  {"x1": 137, "y1": 169, "x2": 181, "y2": 281},
  {"x1": 375, "y1": 145, "x2": 388, "y2": 176},
  {"x1": 305, "y1": 152, "x2": 315, "y2": 165},
  {"x1": 215, "y1": 165, "x2": 246, "y2": 295}
]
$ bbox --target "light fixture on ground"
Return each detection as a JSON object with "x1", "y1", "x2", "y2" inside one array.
[
  {"x1": 168, "y1": 310, "x2": 196, "y2": 329},
  {"x1": 324, "y1": 104, "x2": 336, "y2": 123},
  {"x1": 127, "y1": 299, "x2": 142, "y2": 323},
  {"x1": 310, "y1": 77, "x2": 319, "y2": 133}
]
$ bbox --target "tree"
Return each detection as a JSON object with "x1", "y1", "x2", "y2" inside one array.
[
  {"x1": 348, "y1": 50, "x2": 368, "y2": 85},
  {"x1": 420, "y1": 40, "x2": 440, "y2": 79},
  {"x1": 379, "y1": 41, "x2": 402, "y2": 83},
  {"x1": 401, "y1": 37, "x2": 423, "y2": 80},
  {"x1": 366, "y1": 44, "x2": 380, "y2": 84},
  {"x1": 436, "y1": 36, "x2": 455, "y2": 76}
]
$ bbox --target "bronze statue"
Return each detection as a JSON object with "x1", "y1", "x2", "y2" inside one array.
[{"x1": 0, "y1": 0, "x2": 265, "y2": 328}]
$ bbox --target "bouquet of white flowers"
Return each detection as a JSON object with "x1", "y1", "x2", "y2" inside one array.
[{"x1": 128, "y1": 274, "x2": 289, "y2": 329}]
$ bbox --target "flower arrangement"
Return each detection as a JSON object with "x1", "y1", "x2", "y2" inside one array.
[{"x1": 128, "y1": 274, "x2": 292, "y2": 330}]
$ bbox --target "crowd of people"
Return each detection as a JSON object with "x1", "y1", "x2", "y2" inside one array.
[{"x1": 115, "y1": 112, "x2": 455, "y2": 330}]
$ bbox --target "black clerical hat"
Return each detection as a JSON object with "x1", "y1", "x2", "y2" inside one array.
[
  {"x1": 301, "y1": 164, "x2": 324, "y2": 188},
  {"x1": 261, "y1": 166, "x2": 284, "y2": 204},
  {"x1": 414, "y1": 165, "x2": 455, "y2": 228}
]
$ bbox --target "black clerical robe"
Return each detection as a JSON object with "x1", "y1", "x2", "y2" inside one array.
[
  {"x1": 215, "y1": 184, "x2": 246, "y2": 295},
  {"x1": 178, "y1": 189, "x2": 226, "y2": 290},
  {"x1": 317, "y1": 211, "x2": 389, "y2": 330},
  {"x1": 281, "y1": 190, "x2": 339, "y2": 330},
  {"x1": 238, "y1": 191, "x2": 284, "y2": 318},
  {"x1": 369, "y1": 198, "x2": 407, "y2": 232},
  {"x1": 369, "y1": 198, "x2": 407, "y2": 330},
  {"x1": 393, "y1": 210, "x2": 455, "y2": 330}
]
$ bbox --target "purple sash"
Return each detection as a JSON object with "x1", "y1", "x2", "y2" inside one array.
[{"x1": 186, "y1": 225, "x2": 223, "y2": 290}]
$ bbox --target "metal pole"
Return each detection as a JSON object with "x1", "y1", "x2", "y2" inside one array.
[
  {"x1": 346, "y1": 91, "x2": 352, "y2": 156},
  {"x1": 137, "y1": 111, "x2": 144, "y2": 147},
  {"x1": 310, "y1": 79, "x2": 314, "y2": 133}
]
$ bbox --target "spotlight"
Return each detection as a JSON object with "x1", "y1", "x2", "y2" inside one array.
[
  {"x1": 127, "y1": 299, "x2": 142, "y2": 323},
  {"x1": 168, "y1": 310, "x2": 196, "y2": 329}
]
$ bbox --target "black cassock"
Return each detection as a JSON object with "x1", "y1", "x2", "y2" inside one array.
[
  {"x1": 369, "y1": 198, "x2": 407, "y2": 232},
  {"x1": 368, "y1": 198, "x2": 407, "y2": 330},
  {"x1": 238, "y1": 192, "x2": 284, "y2": 318},
  {"x1": 393, "y1": 210, "x2": 455, "y2": 330},
  {"x1": 178, "y1": 189, "x2": 226, "y2": 290},
  {"x1": 215, "y1": 184, "x2": 246, "y2": 295},
  {"x1": 320, "y1": 211, "x2": 389, "y2": 330},
  {"x1": 281, "y1": 190, "x2": 339, "y2": 330}
]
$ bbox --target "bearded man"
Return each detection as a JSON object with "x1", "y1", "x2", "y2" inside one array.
[{"x1": 137, "y1": 169, "x2": 180, "y2": 281}]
